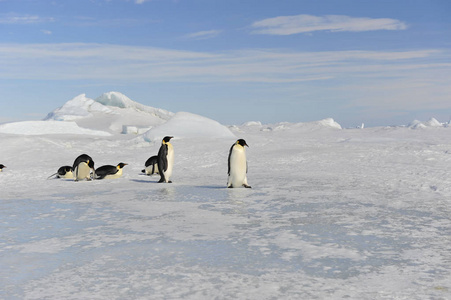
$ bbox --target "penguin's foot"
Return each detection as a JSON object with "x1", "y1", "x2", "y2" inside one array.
[
  {"x1": 168, "y1": 180, "x2": 172, "y2": 183},
  {"x1": 243, "y1": 184, "x2": 252, "y2": 188}
]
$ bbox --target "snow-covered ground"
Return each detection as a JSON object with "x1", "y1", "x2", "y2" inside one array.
[{"x1": 1, "y1": 94, "x2": 451, "y2": 299}]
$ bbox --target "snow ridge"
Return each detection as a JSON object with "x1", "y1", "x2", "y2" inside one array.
[
  {"x1": 44, "y1": 94, "x2": 114, "y2": 121},
  {"x1": 95, "y1": 92, "x2": 173, "y2": 120}
]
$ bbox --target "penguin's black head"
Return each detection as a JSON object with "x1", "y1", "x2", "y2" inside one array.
[
  {"x1": 162, "y1": 136, "x2": 173, "y2": 143},
  {"x1": 117, "y1": 163, "x2": 128, "y2": 169},
  {"x1": 88, "y1": 160, "x2": 95, "y2": 169},
  {"x1": 237, "y1": 139, "x2": 249, "y2": 147},
  {"x1": 0, "y1": 164, "x2": 5, "y2": 169},
  {"x1": 64, "y1": 166, "x2": 72, "y2": 172}
]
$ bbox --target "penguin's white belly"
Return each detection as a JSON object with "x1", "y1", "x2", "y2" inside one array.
[
  {"x1": 164, "y1": 145, "x2": 174, "y2": 181},
  {"x1": 104, "y1": 168, "x2": 123, "y2": 179},
  {"x1": 145, "y1": 164, "x2": 158, "y2": 175},
  {"x1": 60, "y1": 171, "x2": 74, "y2": 179},
  {"x1": 228, "y1": 149, "x2": 247, "y2": 187},
  {"x1": 75, "y1": 162, "x2": 91, "y2": 180}
]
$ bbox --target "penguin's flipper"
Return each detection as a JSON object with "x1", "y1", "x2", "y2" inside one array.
[
  {"x1": 227, "y1": 144, "x2": 234, "y2": 175},
  {"x1": 157, "y1": 144, "x2": 168, "y2": 172}
]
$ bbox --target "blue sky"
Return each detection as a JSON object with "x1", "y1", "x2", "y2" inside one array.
[{"x1": 1, "y1": 0, "x2": 450, "y2": 127}]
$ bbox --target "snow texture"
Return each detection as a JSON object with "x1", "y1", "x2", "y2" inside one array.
[
  {"x1": 0, "y1": 120, "x2": 111, "y2": 136},
  {"x1": 1, "y1": 95, "x2": 451, "y2": 299}
]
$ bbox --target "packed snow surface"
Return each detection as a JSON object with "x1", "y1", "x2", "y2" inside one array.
[
  {"x1": 0, "y1": 120, "x2": 111, "y2": 136},
  {"x1": 1, "y1": 110, "x2": 451, "y2": 299}
]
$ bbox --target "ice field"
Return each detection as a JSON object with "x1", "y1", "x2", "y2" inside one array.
[{"x1": 1, "y1": 93, "x2": 450, "y2": 299}]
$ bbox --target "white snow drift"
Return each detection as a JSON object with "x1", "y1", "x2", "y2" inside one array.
[
  {"x1": 143, "y1": 111, "x2": 236, "y2": 142},
  {"x1": 0, "y1": 120, "x2": 111, "y2": 136}
]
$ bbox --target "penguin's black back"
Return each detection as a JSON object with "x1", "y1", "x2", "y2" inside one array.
[
  {"x1": 73, "y1": 154, "x2": 93, "y2": 170},
  {"x1": 145, "y1": 155, "x2": 158, "y2": 167},
  {"x1": 95, "y1": 165, "x2": 118, "y2": 179}
]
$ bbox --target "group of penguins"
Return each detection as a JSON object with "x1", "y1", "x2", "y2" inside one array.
[{"x1": 1, "y1": 136, "x2": 252, "y2": 188}]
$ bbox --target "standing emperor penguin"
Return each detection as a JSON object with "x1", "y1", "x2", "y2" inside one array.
[
  {"x1": 73, "y1": 154, "x2": 95, "y2": 181},
  {"x1": 157, "y1": 136, "x2": 174, "y2": 183},
  {"x1": 0, "y1": 164, "x2": 6, "y2": 172},
  {"x1": 227, "y1": 139, "x2": 251, "y2": 188}
]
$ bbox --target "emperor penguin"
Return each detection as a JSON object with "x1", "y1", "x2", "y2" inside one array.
[
  {"x1": 73, "y1": 154, "x2": 95, "y2": 181},
  {"x1": 0, "y1": 164, "x2": 6, "y2": 172},
  {"x1": 227, "y1": 139, "x2": 251, "y2": 188},
  {"x1": 95, "y1": 163, "x2": 127, "y2": 179},
  {"x1": 141, "y1": 155, "x2": 159, "y2": 175},
  {"x1": 157, "y1": 136, "x2": 174, "y2": 183},
  {"x1": 47, "y1": 166, "x2": 73, "y2": 179}
]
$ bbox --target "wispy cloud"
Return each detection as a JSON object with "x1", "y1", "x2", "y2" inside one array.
[
  {"x1": 183, "y1": 30, "x2": 222, "y2": 40},
  {"x1": 71, "y1": 16, "x2": 159, "y2": 27},
  {"x1": 251, "y1": 14, "x2": 408, "y2": 35},
  {"x1": 0, "y1": 13, "x2": 54, "y2": 24},
  {"x1": 0, "y1": 43, "x2": 449, "y2": 112}
]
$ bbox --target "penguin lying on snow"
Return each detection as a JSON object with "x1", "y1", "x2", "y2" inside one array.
[
  {"x1": 47, "y1": 166, "x2": 73, "y2": 179},
  {"x1": 73, "y1": 154, "x2": 95, "y2": 181},
  {"x1": 157, "y1": 136, "x2": 174, "y2": 183},
  {"x1": 0, "y1": 164, "x2": 6, "y2": 172},
  {"x1": 95, "y1": 163, "x2": 127, "y2": 179},
  {"x1": 227, "y1": 139, "x2": 251, "y2": 188},
  {"x1": 141, "y1": 155, "x2": 159, "y2": 175}
]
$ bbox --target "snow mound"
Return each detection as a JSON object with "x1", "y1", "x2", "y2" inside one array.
[
  {"x1": 142, "y1": 112, "x2": 236, "y2": 142},
  {"x1": 44, "y1": 94, "x2": 114, "y2": 121},
  {"x1": 242, "y1": 121, "x2": 262, "y2": 127},
  {"x1": 0, "y1": 120, "x2": 111, "y2": 136},
  {"x1": 408, "y1": 118, "x2": 446, "y2": 129},
  {"x1": 271, "y1": 118, "x2": 342, "y2": 131},
  {"x1": 314, "y1": 118, "x2": 342, "y2": 129}
]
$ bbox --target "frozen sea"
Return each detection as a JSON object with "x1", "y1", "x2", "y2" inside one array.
[{"x1": 1, "y1": 120, "x2": 451, "y2": 299}]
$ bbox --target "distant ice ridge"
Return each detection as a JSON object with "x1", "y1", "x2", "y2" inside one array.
[
  {"x1": 45, "y1": 92, "x2": 173, "y2": 122},
  {"x1": 142, "y1": 111, "x2": 236, "y2": 142},
  {"x1": 235, "y1": 118, "x2": 342, "y2": 132},
  {"x1": 44, "y1": 92, "x2": 174, "y2": 134},
  {"x1": 408, "y1": 118, "x2": 449, "y2": 129},
  {"x1": 95, "y1": 92, "x2": 174, "y2": 120},
  {"x1": 44, "y1": 94, "x2": 114, "y2": 121}
]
